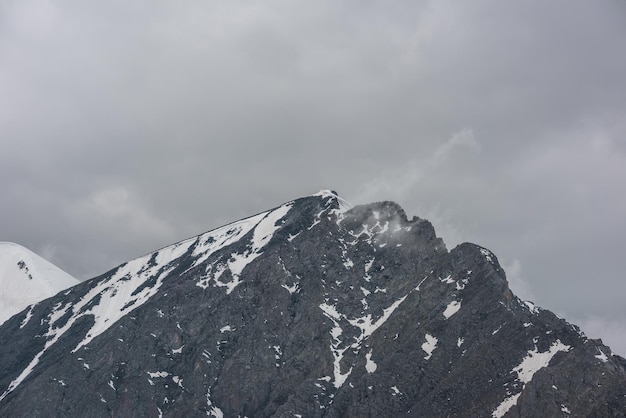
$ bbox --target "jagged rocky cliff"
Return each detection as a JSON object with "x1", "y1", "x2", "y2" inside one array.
[{"x1": 1, "y1": 191, "x2": 625, "y2": 417}]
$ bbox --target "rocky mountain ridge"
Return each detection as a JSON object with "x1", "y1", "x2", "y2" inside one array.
[{"x1": 0, "y1": 191, "x2": 624, "y2": 417}]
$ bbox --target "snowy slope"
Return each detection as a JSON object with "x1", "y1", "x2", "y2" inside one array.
[
  {"x1": 0, "y1": 242, "x2": 80, "y2": 325},
  {"x1": 0, "y1": 200, "x2": 299, "y2": 402}
]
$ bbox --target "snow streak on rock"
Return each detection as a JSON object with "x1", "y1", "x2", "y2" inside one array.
[
  {"x1": 0, "y1": 197, "x2": 294, "y2": 402},
  {"x1": 319, "y1": 303, "x2": 352, "y2": 389},
  {"x1": 513, "y1": 340, "x2": 572, "y2": 384},
  {"x1": 492, "y1": 340, "x2": 572, "y2": 417},
  {"x1": 190, "y1": 213, "x2": 267, "y2": 271},
  {"x1": 74, "y1": 240, "x2": 194, "y2": 351},
  {"x1": 314, "y1": 189, "x2": 352, "y2": 217},
  {"x1": 319, "y1": 293, "x2": 408, "y2": 388},
  {"x1": 206, "y1": 387, "x2": 224, "y2": 418},
  {"x1": 523, "y1": 300, "x2": 541, "y2": 315},
  {"x1": 595, "y1": 348, "x2": 609, "y2": 363},
  {"x1": 196, "y1": 203, "x2": 293, "y2": 294},
  {"x1": 347, "y1": 296, "x2": 407, "y2": 345},
  {"x1": 0, "y1": 238, "x2": 194, "y2": 401}
]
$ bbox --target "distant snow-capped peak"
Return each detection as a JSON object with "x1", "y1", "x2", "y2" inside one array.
[{"x1": 0, "y1": 242, "x2": 80, "y2": 325}]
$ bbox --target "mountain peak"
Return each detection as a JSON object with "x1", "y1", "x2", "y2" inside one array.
[
  {"x1": 0, "y1": 195, "x2": 624, "y2": 417},
  {"x1": 0, "y1": 242, "x2": 79, "y2": 325}
]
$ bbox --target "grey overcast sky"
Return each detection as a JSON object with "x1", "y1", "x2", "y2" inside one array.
[{"x1": 1, "y1": 1, "x2": 625, "y2": 354}]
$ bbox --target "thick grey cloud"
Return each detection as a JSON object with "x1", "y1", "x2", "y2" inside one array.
[{"x1": 1, "y1": 1, "x2": 625, "y2": 354}]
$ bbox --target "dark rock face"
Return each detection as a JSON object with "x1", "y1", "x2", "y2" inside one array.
[{"x1": 1, "y1": 191, "x2": 625, "y2": 417}]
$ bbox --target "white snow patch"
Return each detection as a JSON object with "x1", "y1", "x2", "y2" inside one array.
[
  {"x1": 220, "y1": 204, "x2": 293, "y2": 294},
  {"x1": 272, "y1": 345, "x2": 282, "y2": 364},
  {"x1": 457, "y1": 337, "x2": 464, "y2": 347},
  {"x1": 281, "y1": 283, "x2": 300, "y2": 294},
  {"x1": 206, "y1": 387, "x2": 224, "y2": 418},
  {"x1": 524, "y1": 300, "x2": 540, "y2": 314},
  {"x1": 347, "y1": 295, "x2": 407, "y2": 345},
  {"x1": 480, "y1": 248, "x2": 494, "y2": 263},
  {"x1": 391, "y1": 386, "x2": 402, "y2": 396},
  {"x1": 319, "y1": 303, "x2": 342, "y2": 321},
  {"x1": 415, "y1": 276, "x2": 428, "y2": 291},
  {"x1": 440, "y1": 275, "x2": 455, "y2": 284},
  {"x1": 19, "y1": 305, "x2": 35, "y2": 329},
  {"x1": 148, "y1": 371, "x2": 170, "y2": 378},
  {"x1": 365, "y1": 349, "x2": 377, "y2": 373},
  {"x1": 492, "y1": 340, "x2": 571, "y2": 417},
  {"x1": 561, "y1": 404, "x2": 571, "y2": 414},
  {"x1": 319, "y1": 292, "x2": 410, "y2": 388},
  {"x1": 287, "y1": 231, "x2": 301, "y2": 242},
  {"x1": 443, "y1": 300, "x2": 461, "y2": 319},
  {"x1": 364, "y1": 258, "x2": 375, "y2": 274},
  {"x1": 595, "y1": 348, "x2": 609, "y2": 363},
  {"x1": 251, "y1": 204, "x2": 292, "y2": 252},
  {"x1": 456, "y1": 279, "x2": 468, "y2": 290},
  {"x1": 422, "y1": 334, "x2": 438, "y2": 360},
  {"x1": 172, "y1": 345, "x2": 184, "y2": 354},
  {"x1": 319, "y1": 303, "x2": 351, "y2": 388},
  {"x1": 343, "y1": 258, "x2": 354, "y2": 270},
  {"x1": 48, "y1": 301, "x2": 69, "y2": 326},
  {"x1": 514, "y1": 340, "x2": 571, "y2": 384},
  {"x1": 190, "y1": 213, "x2": 265, "y2": 270},
  {"x1": 220, "y1": 325, "x2": 233, "y2": 333},
  {"x1": 307, "y1": 218, "x2": 321, "y2": 230},
  {"x1": 72, "y1": 246, "x2": 191, "y2": 352},
  {"x1": 492, "y1": 393, "x2": 521, "y2": 418},
  {"x1": 172, "y1": 376, "x2": 184, "y2": 388}
]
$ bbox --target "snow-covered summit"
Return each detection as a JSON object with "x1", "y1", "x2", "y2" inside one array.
[{"x1": 0, "y1": 242, "x2": 80, "y2": 325}]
